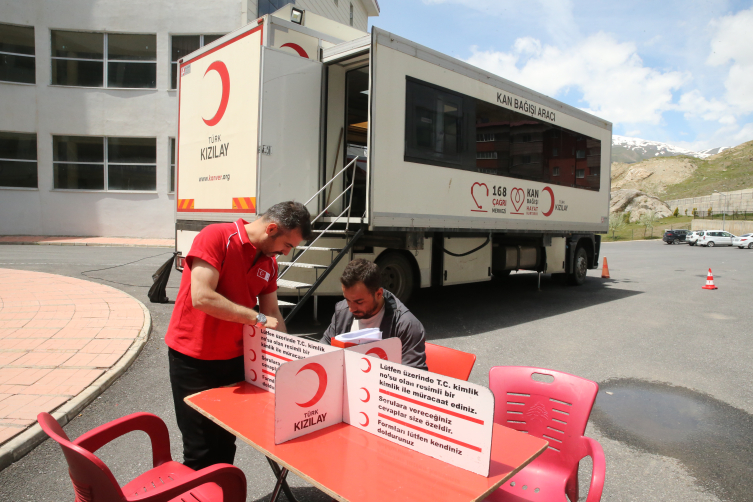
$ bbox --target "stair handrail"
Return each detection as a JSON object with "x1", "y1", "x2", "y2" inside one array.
[{"x1": 304, "y1": 156, "x2": 359, "y2": 207}]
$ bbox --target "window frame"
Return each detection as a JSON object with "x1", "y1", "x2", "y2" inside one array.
[
  {"x1": 170, "y1": 34, "x2": 224, "y2": 90},
  {"x1": 0, "y1": 23, "x2": 36, "y2": 85},
  {"x1": 0, "y1": 131, "x2": 38, "y2": 189},
  {"x1": 169, "y1": 137, "x2": 176, "y2": 193},
  {"x1": 575, "y1": 168, "x2": 585, "y2": 179},
  {"x1": 50, "y1": 30, "x2": 157, "y2": 89},
  {"x1": 52, "y1": 135, "x2": 157, "y2": 192}
]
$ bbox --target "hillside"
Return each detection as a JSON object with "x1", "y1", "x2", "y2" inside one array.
[
  {"x1": 610, "y1": 139, "x2": 753, "y2": 200},
  {"x1": 612, "y1": 135, "x2": 730, "y2": 163}
]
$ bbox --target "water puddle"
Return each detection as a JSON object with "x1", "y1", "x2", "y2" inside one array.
[{"x1": 591, "y1": 379, "x2": 753, "y2": 502}]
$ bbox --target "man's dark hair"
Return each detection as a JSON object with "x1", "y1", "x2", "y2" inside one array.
[
  {"x1": 341, "y1": 259, "x2": 382, "y2": 293},
  {"x1": 261, "y1": 201, "x2": 312, "y2": 240}
]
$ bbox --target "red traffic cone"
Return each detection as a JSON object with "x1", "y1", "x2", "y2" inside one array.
[
  {"x1": 601, "y1": 257, "x2": 610, "y2": 279},
  {"x1": 702, "y1": 268, "x2": 718, "y2": 290}
]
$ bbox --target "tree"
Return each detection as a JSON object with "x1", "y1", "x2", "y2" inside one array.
[
  {"x1": 707, "y1": 206, "x2": 713, "y2": 217},
  {"x1": 609, "y1": 212, "x2": 626, "y2": 239},
  {"x1": 639, "y1": 210, "x2": 657, "y2": 238},
  {"x1": 673, "y1": 207, "x2": 679, "y2": 217},
  {"x1": 685, "y1": 208, "x2": 688, "y2": 216}
]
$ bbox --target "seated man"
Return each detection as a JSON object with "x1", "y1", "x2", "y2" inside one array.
[{"x1": 321, "y1": 259, "x2": 427, "y2": 370}]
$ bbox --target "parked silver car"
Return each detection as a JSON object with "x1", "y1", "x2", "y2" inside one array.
[
  {"x1": 698, "y1": 230, "x2": 737, "y2": 247},
  {"x1": 686, "y1": 231, "x2": 704, "y2": 246},
  {"x1": 733, "y1": 233, "x2": 753, "y2": 249}
]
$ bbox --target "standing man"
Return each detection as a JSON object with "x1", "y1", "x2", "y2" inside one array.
[
  {"x1": 321, "y1": 259, "x2": 427, "y2": 370},
  {"x1": 166, "y1": 201, "x2": 311, "y2": 470}
]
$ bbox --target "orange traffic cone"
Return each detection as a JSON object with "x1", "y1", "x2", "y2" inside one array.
[
  {"x1": 702, "y1": 268, "x2": 718, "y2": 290},
  {"x1": 601, "y1": 257, "x2": 610, "y2": 279}
]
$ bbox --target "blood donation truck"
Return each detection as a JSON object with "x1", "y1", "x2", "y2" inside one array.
[{"x1": 174, "y1": 6, "x2": 611, "y2": 321}]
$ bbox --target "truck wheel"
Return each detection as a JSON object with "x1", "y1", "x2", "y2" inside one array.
[
  {"x1": 567, "y1": 247, "x2": 588, "y2": 286},
  {"x1": 376, "y1": 253, "x2": 415, "y2": 303}
]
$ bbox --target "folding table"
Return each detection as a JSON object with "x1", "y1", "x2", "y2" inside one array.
[{"x1": 186, "y1": 382, "x2": 548, "y2": 502}]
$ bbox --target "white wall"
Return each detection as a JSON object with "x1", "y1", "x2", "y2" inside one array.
[
  {"x1": 0, "y1": 0, "x2": 376, "y2": 237},
  {"x1": 295, "y1": 0, "x2": 370, "y2": 32}
]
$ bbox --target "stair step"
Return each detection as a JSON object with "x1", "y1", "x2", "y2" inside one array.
[
  {"x1": 296, "y1": 246, "x2": 343, "y2": 252},
  {"x1": 277, "y1": 300, "x2": 296, "y2": 308},
  {"x1": 277, "y1": 279, "x2": 313, "y2": 290},
  {"x1": 312, "y1": 229, "x2": 354, "y2": 234},
  {"x1": 278, "y1": 262, "x2": 328, "y2": 270}
]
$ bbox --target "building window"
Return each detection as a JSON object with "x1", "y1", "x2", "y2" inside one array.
[
  {"x1": 51, "y1": 31, "x2": 156, "y2": 88},
  {"x1": 476, "y1": 133, "x2": 496, "y2": 142},
  {"x1": 171, "y1": 35, "x2": 224, "y2": 89},
  {"x1": 350, "y1": 3, "x2": 354, "y2": 26},
  {"x1": 0, "y1": 131, "x2": 37, "y2": 188},
  {"x1": 476, "y1": 151, "x2": 498, "y2": 160},
  {"x1": 53, "y1": 136, "x2": 156, "y2": 190},
  {"x1": 576, "y1": 149, "x2": 586, "y2": 159},
  {"x1": 576, "y1": 169, "x2": 585, "y2": 179},
  {"x1": 552, "y1": 166, "x2": 560, "y2": 177},
  {"x1": 258, "y1": 0, "x2": 295, "y2": 17},
  {"x1": 0, "y1": 23, "x2": 35, "y2": 84},
  {"x1": 170, "y1": 137, "x2": 176, "y2": 192},
  {"x1": 552, "y1": 147, "x2": 558, "y2": 157}
]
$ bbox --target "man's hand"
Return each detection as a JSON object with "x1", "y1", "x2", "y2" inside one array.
[
  {"x1": 191, "y1": 258, "x2": 260, "y2": 325},
  {"x1": 261, "y1": 316, "x2": 279, "y2": 330}
]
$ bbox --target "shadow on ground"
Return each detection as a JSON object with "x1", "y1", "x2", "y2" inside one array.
[{"x1": 287, "y1": 273, "x2": 641, "y2": 340}]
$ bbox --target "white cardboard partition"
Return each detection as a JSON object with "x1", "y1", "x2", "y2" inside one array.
[
  {"x1": 341, "y1": 350, "x2": 495, "y2": 476},
  {"x1": 274, "y1": 351, "x2": 345, "y2": 443},
  {"x1": 244, "y1": 326, "x2": 495, "y2": 476},
  {"x1": 243, "y1": 326, "x2": 338, "y2": 392}
]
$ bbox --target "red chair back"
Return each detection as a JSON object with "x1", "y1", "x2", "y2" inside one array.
[
  {"x1": 425, "y1": 342, "x2": 476, "y2": 381},
  {"x1": 488, "y1": 366, "x2": 598, "y2": 459},
  {"x1": 38, "y1": 412, "x2": 126, "y2": 502}
]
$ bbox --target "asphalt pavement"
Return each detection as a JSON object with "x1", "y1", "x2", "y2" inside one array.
[{"x1": 0, "y1": 240, "x2": 751, "y2": 501}]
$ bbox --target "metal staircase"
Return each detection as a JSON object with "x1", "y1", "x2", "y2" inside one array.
[{"x1": 278, "y1": 156, "x2": 364, "y2": 324}]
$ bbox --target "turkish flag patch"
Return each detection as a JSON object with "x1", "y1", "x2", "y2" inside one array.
[{"x1": 257, "y1": 269, "x2": 271, "y2": 282}]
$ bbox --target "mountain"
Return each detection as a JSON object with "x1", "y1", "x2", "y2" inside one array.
[{"x1": 612, "y1": 135, "x2": 731, "y2": 164}]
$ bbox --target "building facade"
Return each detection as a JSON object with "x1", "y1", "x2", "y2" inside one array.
[{"x1": 0, "y1": 0, "x2": 378, "y2": 237}]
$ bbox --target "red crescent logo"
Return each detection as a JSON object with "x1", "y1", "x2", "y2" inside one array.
[
  {"x1": 248, "y1": 326, "x2": 256, "y2": 337},
  {"x1": 359, "y1": 412, "x2": 369, "y2": 427},
  {"x1": 295, "y1": 363, "x2": 328, "y2": 408},
  {"x1": 203, "y1": 61, "x2": 230, "y2": 126},
  {"x1": 360, "y1": 387, "x2": 370, "y2": 402},
  {"x1": 471, "y1": 182, "x2": 488, "y2": 209},
  {"x1": 361, "y1": 357, "x2": 372, "y2": 373},
  {"x1": 511, "y1": 187, "x2": 525, "y2": 212},
  {"x1": 280, "y1": 42, "x2": 309, "y2": 58},
  {"x1": 248, "y1": 349, "x2": 256, "y2": 362},
  {"x1": 542, "y1": 186, "x2": 555, "y2": 217},
  {"x1": 365, "y1": 347, "x2": 388, "y2": 360},
  {"x1": 249, "y1": 369, "x2": 257, "y2": 381}
]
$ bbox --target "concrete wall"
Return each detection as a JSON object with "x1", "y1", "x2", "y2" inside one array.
[
  {"x1": 665, "y1": 188, "x2": 753, "y2": 217},
  {"x1": 0, "y1": 0, "x2": 377, "y2": 237},
  {"x1": 690, "y1": 219, "x2": 753, "y2": 235}
]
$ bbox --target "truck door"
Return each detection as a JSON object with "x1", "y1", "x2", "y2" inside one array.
[{"x1": 257, "y1": 47, "x2": 323, "y2": 213}]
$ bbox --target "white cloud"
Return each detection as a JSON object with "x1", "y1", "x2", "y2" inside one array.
[
  {"x1": 707, "y1": 7, "x2": 753, "y2": 112},
  {"x1": 466, "y1": 32, "x2": 687, "y2": 125}
]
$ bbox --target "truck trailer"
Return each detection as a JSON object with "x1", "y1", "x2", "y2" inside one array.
[{"x1": 175, "y1": 8, "x2": 611, "y2": 321}]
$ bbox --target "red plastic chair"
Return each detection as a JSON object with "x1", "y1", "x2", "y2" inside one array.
[
  {"x1": 38, "y1": 412, "x2": 246, "y2": 502},
  {"x1": 425, "y1": 342, "x2": 476, "y2": 381},
  {"x1": 485, "y1": 367, "x2": 605, "y2": 502}
]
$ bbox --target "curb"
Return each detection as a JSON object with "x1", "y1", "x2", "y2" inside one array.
[{"x1": 0, "y1": 293, "x2": 153, "y2": 471}]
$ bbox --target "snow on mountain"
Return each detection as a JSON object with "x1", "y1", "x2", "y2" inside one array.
[{"x1": 611, "y1": 135, "x2": 731, "y2": 164}]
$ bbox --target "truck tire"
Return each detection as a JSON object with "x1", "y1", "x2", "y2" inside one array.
[
  {"x1": 376, "y1": 253, "x2": 415, "y2": 303},
  {"x1": 567, "y1": 247, "x2": 588, "y2": 286}
]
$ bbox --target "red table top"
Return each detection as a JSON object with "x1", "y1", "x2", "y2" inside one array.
[{"x1": 186, "y1": 382, "x2": 548, "y2": 502}]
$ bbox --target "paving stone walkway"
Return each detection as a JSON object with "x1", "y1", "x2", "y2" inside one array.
[
  {"x1": 0, "y1": 269, "x2": 149, "y2": 448},
  {"x1": 0, "y1": 236, "x2": 174, "y2": 248}
]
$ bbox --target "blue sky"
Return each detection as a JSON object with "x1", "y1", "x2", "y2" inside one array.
[{"x1": 369, "y1": 0, "x2": 753, "y2": 151}]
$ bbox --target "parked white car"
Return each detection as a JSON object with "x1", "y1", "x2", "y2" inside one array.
[
  {"x1": 686, "y1": 231, "x2": 704, "y2": 246},
  {"x1": 698, "y1": 230, "x2": 737, "y2": 247},
  {"x1": 733, "y1": 233, "x2": 753, "y2": 249}
]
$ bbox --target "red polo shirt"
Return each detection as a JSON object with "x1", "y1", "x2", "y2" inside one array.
[{"x1": 165, "y1": 219, "x2": 278, "y2": 360}]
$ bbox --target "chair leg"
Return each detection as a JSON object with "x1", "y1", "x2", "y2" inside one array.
[
  {"x1": 565, "y1": 468, "x2": 579, "y2": 502},
  {"x1": 266, "y1": 457, "x2": 299, "y2": 502}
]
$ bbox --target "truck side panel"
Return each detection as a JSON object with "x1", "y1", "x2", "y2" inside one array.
[{"x1": 369, "y1": 29, "x2": 611, "y2": 233}]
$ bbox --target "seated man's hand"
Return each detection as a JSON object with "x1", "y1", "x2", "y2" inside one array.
[{"x1": 261, "y1": 315, "x2": 279, "y2": 330}]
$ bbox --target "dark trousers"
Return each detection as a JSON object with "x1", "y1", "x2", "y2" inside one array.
[{"x1": 168, "y1": 348, "x2": 245, "y2": 470}]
